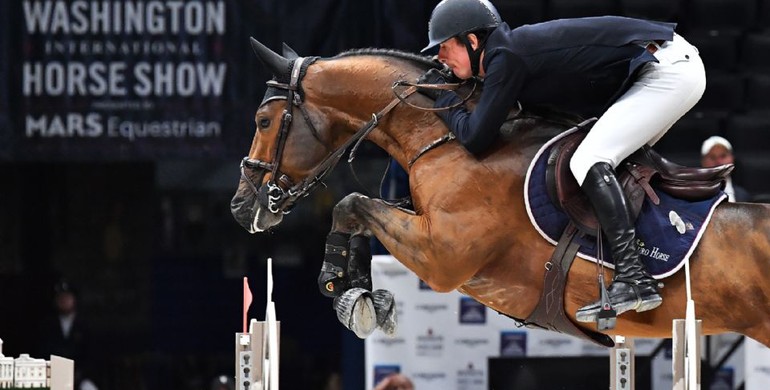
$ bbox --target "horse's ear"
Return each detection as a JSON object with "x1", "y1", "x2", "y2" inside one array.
[
  {"x1": 250, "y1": 37, "x2": 292, "y2": 79},
  {"x1": 282, "y1": 43, "x2": 299, "y2": 60}
]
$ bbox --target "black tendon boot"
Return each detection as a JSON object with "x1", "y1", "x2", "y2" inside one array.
[
  {"x1": 576, "y1": 163, "x2": 663, "y2": 323},
  {"x1": 318, "y1": 232, "x2": 351, "y2": 298},
  {"x1": 348, "y1": 235, "x2": 373, "y2": 291}
]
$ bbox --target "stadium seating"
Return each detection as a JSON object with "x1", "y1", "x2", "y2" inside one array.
[
  {"x1": 744, "y1": 73, "x2": 770, "y2": 115},
  {"x1": 758, "y1": 0, "x2": 770, "y2": 31},
  {"x1": 619, "y1": 0, "x2": 681, "y2": 22},
  {"x1": 685, "y1": 0, "x2": 756, "y2": 32},
  {"x1": 725, "y1": 114, "x2": 770, "y2": 155},
  {"x1": 686, "y1": 30, "x2": 742, "y2": 71},
  {"x1": 741, "y1": 33, "x2": 770, "y2": 73},
  {"x1": 547, "y1": 0, "x2": 620, "y2": 19},
  {"x1": 690, "y1": 72, "x2": 746, "y2": 118},
  {"x1": 495, "y1": 0, "x2": 548, "y2": 26},
  {"x1": 653, "y1": 115, "x2": 722, "y2": 164}
]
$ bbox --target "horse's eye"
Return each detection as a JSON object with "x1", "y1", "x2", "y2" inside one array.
[{"x1": 259, "y1": 118, "x2": 271, "y2": 129}]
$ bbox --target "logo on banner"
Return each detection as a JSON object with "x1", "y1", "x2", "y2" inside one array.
[
  {"x1": 412, "y1": 372, "x2": 447, "y2": 382},
  {"x1": 415, "y1": 303, "x2": 448, "y2": 314},
  {"x1": 539, "y1": 338, "x2": 572, "y2": 349},
  {"x1": 454, "y1": 337, "x2": 490, "y2": 349},
  {"x1": 373, "y1": 335, "x2": 406, "y2": 347},
  {"x1": 581, "y1": 342, "x2": 608, "y2": 356},
  {"x1": 459, "y1": 297, "x2": 486, "y2": 324},
  {"x1": 382, "y1": 269, "x2": 409, "y2": 278},
  {"x1": 373, "y1": 365, "x2": 401, "y2": 386},
  {"x1": 500, "y1": 331, "x2": 527, "y2": 356},
  {"x1": 416, "y1": 328, "x2": 444, "y2": 357},
  {"x1": 11, "y1": 0, "x2": 250, "y2": 159},
  {"x1": 456, "y1": 362, "x2": 485, "y2": 388}
]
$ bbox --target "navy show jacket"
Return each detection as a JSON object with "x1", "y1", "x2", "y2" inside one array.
[{"x1": 436, "y1": 16, "x2": 677, "y2": 156}]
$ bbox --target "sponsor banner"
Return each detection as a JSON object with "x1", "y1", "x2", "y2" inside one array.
[
  {"x1": 452, "y1": 360, "x2": 487, "y2": 390},
  {"x1": 4, "y1": 0, "x2": 266, "y2": 160},
  {"x1": 652, "y1": 344, "x2": 674, "y2": 390},
  {"x1": 373, "y1": 365, "x2": 401, "y2": 386},
  {"x1": 366, "y1": 255, "x2": 733, "y2": 390},
  {"x1": 499, "y1": 331, "x2": 527, "y2": 357},
  {"x1": 458, "y1": 296, "x2": 487, "y2": 325},
  {"x1": 745, "y1": 337, "x2": 770, "y2": 390},
  {"x1": 526, "y1": 328, "x2": 582, "y2": 356}
]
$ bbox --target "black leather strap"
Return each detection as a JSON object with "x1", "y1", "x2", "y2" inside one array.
[{"x1": 524, "y1": 222, "x2": 615, "y2": 348}]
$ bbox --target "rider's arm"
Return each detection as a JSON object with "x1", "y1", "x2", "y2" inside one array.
[{"x1": 435, "y1": 52, "x2": 530, "y2": 156}]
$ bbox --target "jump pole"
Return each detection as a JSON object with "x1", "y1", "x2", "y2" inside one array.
[
  {"x1": 235, "y1": 258, "x2": 281, "y2": 390},
  {"x1": 672, "y1": 256, "x2": 701, "y2": 390}
]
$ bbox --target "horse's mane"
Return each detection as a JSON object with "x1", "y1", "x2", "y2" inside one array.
[
  {"x1": 333, "y1": 48, "x2": 586, "y2": 137},
  {"x1": 334, "y1": 48, "x2": 441, "y2": 70}
]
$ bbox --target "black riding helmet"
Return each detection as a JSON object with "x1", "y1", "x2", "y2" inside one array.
[{"x1": 422, "y1": 0, "x2": 501, "y2": 76}]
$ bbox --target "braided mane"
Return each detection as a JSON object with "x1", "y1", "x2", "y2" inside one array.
[
  {"x1": 334, "y1": 48, "x2": 442, "y2": 69},
  {"x1": 333, "y1": 48, "x2": 583, "y2": 131}
]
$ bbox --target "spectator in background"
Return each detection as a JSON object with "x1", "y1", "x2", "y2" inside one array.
[
  {"x1": 701, "y1": 136, "x2": 751, "y2": 202},
  {"x1": 37, "y1": 280, "x2": 99, "y2": 390}
]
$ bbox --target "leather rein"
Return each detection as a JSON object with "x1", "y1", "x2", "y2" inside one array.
[{"x1": 240, "y1": 57, "x2": 470, "y2": 214}]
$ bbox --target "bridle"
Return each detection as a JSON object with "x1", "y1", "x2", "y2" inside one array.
[{"x1": 240, "y1": 56, "x2": 425, "y2": 214}]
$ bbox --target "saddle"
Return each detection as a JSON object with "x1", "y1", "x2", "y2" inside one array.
[
  {"x1": 545, "y1": 118, "x2": 733, "y2": 235},
  {"x1": 522, "y1": 118, "x2": 733, "y2": 348}
]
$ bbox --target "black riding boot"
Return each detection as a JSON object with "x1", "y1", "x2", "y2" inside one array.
[{"x1": 576, "y1": 163, "x2": 663, "y2": 323}]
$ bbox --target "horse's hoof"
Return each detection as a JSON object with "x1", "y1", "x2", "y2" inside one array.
[
  {"x1": 334, "y1": 287, "x2": 376, "y2": 339},
  {"x1": 372, "y1": 289, "x2": 397, "y2": 336}
]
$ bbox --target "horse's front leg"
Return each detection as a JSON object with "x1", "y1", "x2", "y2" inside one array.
[{"x1": 319, "y1": 192, "x2": 425, "y2": 338}]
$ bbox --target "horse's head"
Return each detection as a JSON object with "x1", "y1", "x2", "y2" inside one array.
[
  {"x1": 231, "y1": 39, "x2": 328, "y2": 232},
  {"x1": 231, "y1": 39, "x2": 448, "y2": 233}
]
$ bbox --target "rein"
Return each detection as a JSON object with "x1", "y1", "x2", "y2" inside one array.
[{"x1": 392, "y1": 79, "x2": 477, "y2": 112}]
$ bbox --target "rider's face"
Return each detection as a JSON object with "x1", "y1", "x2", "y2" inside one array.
[{"x1": 438, "y1": 37, "x2": 473, "y2": 79}]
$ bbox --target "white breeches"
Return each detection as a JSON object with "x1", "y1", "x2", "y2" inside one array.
[{"x1": 570, "y1": 33, "x2": 707, "y2": 185}]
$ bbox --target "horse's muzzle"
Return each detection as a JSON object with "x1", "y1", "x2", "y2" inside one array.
[{"x1": 230, "y1": 178, "x2": 284, "y2": 233}]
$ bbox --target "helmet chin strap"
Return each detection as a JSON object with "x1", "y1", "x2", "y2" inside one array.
[{"x1": 458, "y1": 34, "x2": 483, "y2": 78}]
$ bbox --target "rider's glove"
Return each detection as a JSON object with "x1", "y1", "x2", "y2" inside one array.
[{"x1": 416, "y1": 68, "x2": 453, "y2": 101}]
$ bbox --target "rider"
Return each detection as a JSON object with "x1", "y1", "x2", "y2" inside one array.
[{"x1": 419, "y1": 0, "x2": 706, "y2": 322}]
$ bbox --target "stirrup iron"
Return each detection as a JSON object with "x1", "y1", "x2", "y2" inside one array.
[
  {"x1": 595, "y1": 230, "x2": 617, "y2": 330},
  {"x1": 597, "y1": 276, "x2": 617, "y2": 331}
]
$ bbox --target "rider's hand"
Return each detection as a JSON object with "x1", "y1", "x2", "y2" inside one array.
[{"x1": 416, "y1": 68, "x2": 452, "y2": 100}]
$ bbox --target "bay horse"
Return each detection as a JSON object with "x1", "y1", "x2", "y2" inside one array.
[{"x1": 231, "y1": 38, "x2": 770, "y2": 348}]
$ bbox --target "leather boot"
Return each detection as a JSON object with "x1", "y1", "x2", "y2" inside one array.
[{"x1": 576, "y1": 162, "x2": 663, "y2": 323}]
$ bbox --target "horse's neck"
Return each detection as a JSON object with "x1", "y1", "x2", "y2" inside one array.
[
  {"x1": 374, "y1": 112, "x2": 451, "y2": 168},
  {"x1": 312, "y1": 57, "x2": 447, "y2": 170}
]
